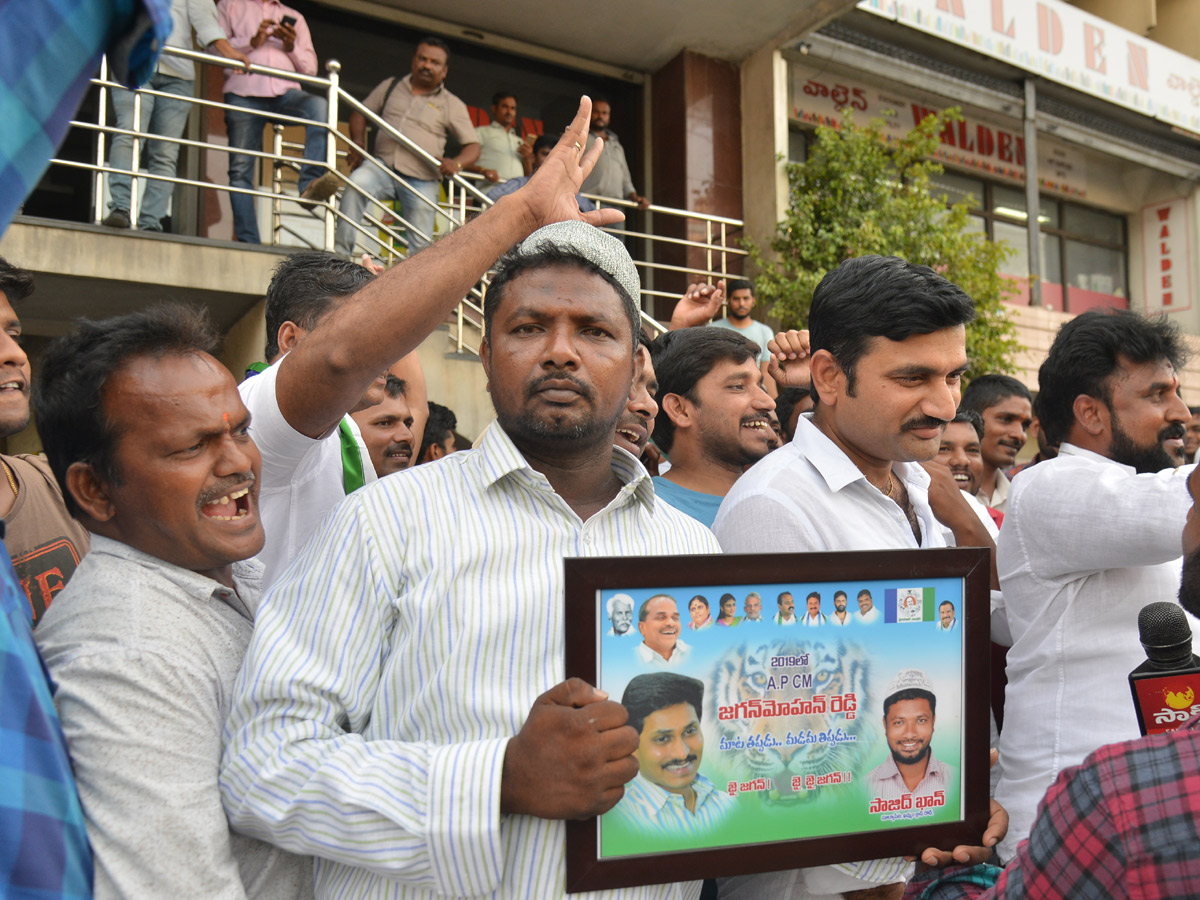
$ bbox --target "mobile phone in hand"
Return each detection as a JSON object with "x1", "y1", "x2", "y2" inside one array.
[{"x1": 280, "y1": 15, "x2": 297, "y2": 27}]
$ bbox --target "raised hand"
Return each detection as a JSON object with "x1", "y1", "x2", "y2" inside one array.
[
  {"x1": 668, "y1": 280, "x2": 724, "y2": 330},
  {"x1": 510, "y1": 97, "x2": 625, "y2": 232},
  {"x1": 767, "y1": 329, "x2": 811, "y2": 390},
  {"x1": 500, "y1": 678, "x2": 638, "y2": 820}
]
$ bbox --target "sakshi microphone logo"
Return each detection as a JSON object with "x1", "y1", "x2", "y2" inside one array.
[
  {"x1": 1152, "y1": 682, "x2": 1200, "y2": 729},
  {"x1": 1164, "y1": 686, "x2": 1195, "y2": 710}
]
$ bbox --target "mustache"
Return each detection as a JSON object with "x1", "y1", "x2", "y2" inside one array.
[
  {"x1": 197, "y1": 471, "x2": 255, "y2": 506},
  {"x1": 1160, "y1": 423, "x2": 1186, "y2": 442},
  {"x1": 661, "y1": 754, "x2": 698, "y2": 770},
  {"x1": 902, "y1": 415, "x2": 949, "y2": 433},
  {"x1": 527, "y1": 372, "x2": 593, "y2": 400},
  {"x1": 386, "y1": 441, "x2": 413, "y2": 455}
]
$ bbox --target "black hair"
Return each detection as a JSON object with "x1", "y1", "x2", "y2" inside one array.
[
  {"x1": 419, "y1": 401, "x2": 458, "y2": 459},
  {"x1": 939, "y1": 600, "x2": 955, "y2": 610},
  {"x1": 264, "y1": 251, "x2": 374, "y2": 361},
  {"x1": 648, "y1": 327, "x2": 759, "y2": 453},
  {"x1": 0, "y1": 256, "x2": 34, "y2": 304},
  {"x1": 533, "y1": 134, "x2": 557, "y2": 155},
  {"x1": 806, "y1": 591, "x2": 820, "y2": 602},
  {"x1": 416, "y1": 35, "x2": 451, "y2": 59},
  {"x1": 727, "y1": 278, "x2": 754, "y2": 295},
  {"x1": 621, "y1": 673, "x2": 705, "y2": 735},
  {"x1": 491, "y1": 90, "x2": 516, "y2": 106},
  {"x1": 35, "y1": 304, "x2": 220, "y2": 518},
  {"x1": 689, "y1": 594, "x2": 709, "y2": 610},
  {"x1": 960, "y1": 374, "x2": 1032, "y2": 415},
  {"x1": 774, "y1": 387, "x2": 808, "y2": 441},
  {"x1": 484, "y1": 242, "x2": 639, "y2": 349},
  {"x1": 1036, "y1": 309, "x2": 1188, "y2": 447},
  {"x1": 857, "y1": 588, "x2": 872, "y2": 599},
  {"x1": 809, "y1": 255, "x2": 975, "y2": 401},
  {"x1": 383, "y1": 374, "x2": 406, "y2": 399},
  {"x1": 639, "y1": 593, "x2": 675, "y2": 623},
  {"x1": 951, "y1": 407, "x2": 985, "y2": 440},
  {"x1": 777, "y1": 591, "x2": 792, "y2": 604},
  {"x1": 834, "y1": 590, "x2": 847, "y2": 600},
  {"x1": 883, "y1": 688, "x2": 937, "y2": 719},
  {"x1": 592, "y1": 94, "x2": 610, "y2": 106}
]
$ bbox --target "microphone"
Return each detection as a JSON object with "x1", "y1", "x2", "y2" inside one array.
[{"x1": 1129, "y1": 601, "x2": 1200, "y2": 736}]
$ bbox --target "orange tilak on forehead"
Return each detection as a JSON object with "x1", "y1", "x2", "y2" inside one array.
[{"x1": 223, "y1": 412, "x2": 232, "y2": 432}]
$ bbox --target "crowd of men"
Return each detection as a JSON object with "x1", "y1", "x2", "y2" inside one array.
[
  {"x1": 100, "y1": 11, "x2": 644, "y2": 252},
  {"x1": 5, "y1": 93, "x2": 1200, "y2": 900}
]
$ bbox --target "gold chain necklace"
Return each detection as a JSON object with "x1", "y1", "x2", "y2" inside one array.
[
  {"x1": 883, "y1": 471, "x2": 895, "y2": 499},
  {"x1": 0, "y1": 459, "x2": 17, "y2": 498}
]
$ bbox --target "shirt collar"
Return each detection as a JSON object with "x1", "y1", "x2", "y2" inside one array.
[
  {"x1": 401, "y1": 73, "x2": 445, "y2": 97},
  {"x1": 793, "y1": 415, "x2": 930, "y2": 494},
  {"x1": 1057, "y1": 442, "x2": 1137, "y2": 474},
  {"x1": 873, "y1": 748, "x2": 947, "y2": 786},
  {"x1": 627, "y1": 771, "x2": 717, "y2": 816},
  {"x1": 86, "y1": 534, "x2": 262, "y2": 619},
  {"x1": 474, "y1": 422, "x2": 656, "y2": 512}
]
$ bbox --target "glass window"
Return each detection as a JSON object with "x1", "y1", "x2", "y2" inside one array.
[
  {"x1": 788, "y1": 128, "x2": 806, "y2": 165},
  {"x1": 994, "y1": 220, "x2": 1028, "y2": 279},
  {"x1": 1063, "y1": 204, "x2": 1123, "y2": 244},
  {"x1": 1066, "y1": 240, "x2": 1126, "y2": 296},
  {"x1": 991, "y1": 186, "x2": 1057, "y2": 226},
  {"x1": 930, "y1": 171, "x2": 984, "y2": 210}
]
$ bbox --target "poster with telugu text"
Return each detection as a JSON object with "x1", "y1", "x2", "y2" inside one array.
[{"x1": 595, "y1": 575, "x2": 966, "y2": 860}]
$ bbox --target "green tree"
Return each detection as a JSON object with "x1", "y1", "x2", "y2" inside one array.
[{"x1": 748, "y1": 108, "x2": 1020, "y2": 377}]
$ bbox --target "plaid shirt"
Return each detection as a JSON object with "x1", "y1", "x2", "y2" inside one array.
[
  {"x1": 0, "y1": 540, "x2": 92, "y2": 898},
  {"x1": 0, "y1": 0, "x2": 171, "y2": 231},
  {"x1": 906, "y1": 713, "x2": 1200, "y2": 900}
]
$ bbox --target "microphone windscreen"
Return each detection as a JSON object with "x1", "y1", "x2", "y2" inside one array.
[{"x1": 1139, "y1": 601, "x2": 1194, "y2": 668}]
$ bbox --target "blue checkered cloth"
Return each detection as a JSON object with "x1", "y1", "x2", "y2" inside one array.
[
  {"x1": 0, "y1": 0, "x2": 173, "y2": 233},
  {"x1": 0, "y1": 540, "x2": 93, "y2": 898}
]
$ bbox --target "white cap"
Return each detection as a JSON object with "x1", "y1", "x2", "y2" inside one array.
[{"x1": 884, "y1": 668, "x2": 934, "y2": 700}]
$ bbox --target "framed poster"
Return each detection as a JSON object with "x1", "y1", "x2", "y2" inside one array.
[{"x1": 564, "y1": 547, "x2": 991, "y2": 893}]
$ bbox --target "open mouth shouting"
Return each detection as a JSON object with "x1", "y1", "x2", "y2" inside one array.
[
  {"x1": 199, "y1": 479, "x2": 255, "y2": 522},
  {"x1": 614, "y1": 417, "x2": 648, "y2": 455}
]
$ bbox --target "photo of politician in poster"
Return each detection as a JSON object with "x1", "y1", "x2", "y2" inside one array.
[{"x1": 596, "y1": 575, "x2": 967, "y2": 859}]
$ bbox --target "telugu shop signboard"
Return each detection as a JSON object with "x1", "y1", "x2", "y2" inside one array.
[{"x1": 859, "y1": 0, "x2": 1200, "y2": 136}]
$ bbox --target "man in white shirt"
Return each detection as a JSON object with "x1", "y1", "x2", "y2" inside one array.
[
  {"x1": 636, "y1": 594, "x2": 693, "y2": 666},
  {"x1": 743, "y1": 591, "x2": 764, "y2": 622},
  {"x1": 220, "y1": 112, "x2": 719, "y2": 900},
  {"x1": 995, "y1": 308, "x2": 1196, "y2": 862},
  {"x1": 238, "y1": 250, "x2": 385, "y2": 585},
  {"x1": 800, "y1": 591, "x2": 827, "y2": 626},
  {"x1": 774, "y1": 591, "x2": 797, "y2": 625},
  {"x1": 930, "y1": 410, "x2": 999, "y2": 545},
  {"x1": 935, "y1": 601, "x2": 957, "y2": 632},
  {"x1": 467, "y1": 91, "x2": 530, "y2": 186},
  {"x1": 856, "y1": 589, "x2": 880, "y2": 624},
  {"x1": 714, "y1": 255, "x2": 1000, "y2": 900}
]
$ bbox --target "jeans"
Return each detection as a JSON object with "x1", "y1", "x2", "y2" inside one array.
[
  {"x1": 108, "y1": 73, "x2": 194, "y2": 230},
  {"x1": 223, "y1": 89, "x2": 328, "y2": 243},
  {"x1": 334, "y1": 160, "x2": 440, "y2": 257}
]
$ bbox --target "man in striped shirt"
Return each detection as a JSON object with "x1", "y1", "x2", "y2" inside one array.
[
  {"x1": 866, "y1": 670, "x2": 956, "y2": 805},
  {"x1": 609, "y1": 673, "x2": 731, "y2": 836},
  {"x1": 220, "y1": 106, "x2": 721, "y2": 900}
]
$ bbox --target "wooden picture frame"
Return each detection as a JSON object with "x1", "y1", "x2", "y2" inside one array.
[{"x1": 564, "y1": 547, "x2": 992, "y2": 893}]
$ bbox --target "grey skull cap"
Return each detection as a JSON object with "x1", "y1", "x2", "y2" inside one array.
[{"x1": 510, "y1": 220, "x2": 641, "y2": 305}]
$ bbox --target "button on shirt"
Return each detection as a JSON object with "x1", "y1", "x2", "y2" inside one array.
[
  {"x1": 34, "y1": 535, "x2": 313, "y2": 899},
  {"x1": 609, "y1": 773, "x2": 731, "y2": 836},
  {"x1": 364, "y1": 74, "x2": 477, "y2": 180},
  {"x1": 994, "y1": 443, "x2": 1198, "y2": 862},
  {"x1": 474, "y1": 121, "x2": 525, "y2": 182},
  {"x1": 221, "y1": 425, "x2": 720, "y2": 900},
  {"x1": 218, "y1": 0, "x2": 317, "y2": 97}
]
